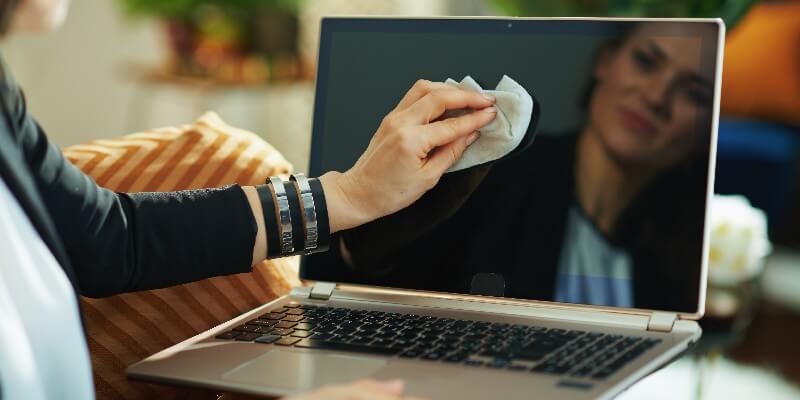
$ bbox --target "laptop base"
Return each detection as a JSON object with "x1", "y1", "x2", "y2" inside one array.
[{"x1": 128, "y1": 287, "x2": 699, "y2": 400}]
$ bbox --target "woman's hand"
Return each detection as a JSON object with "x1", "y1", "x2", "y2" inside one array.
[
  {"x1": 320, "y1": 79, "x2": 497, "y2": 232},
  {"x1": 283, "y1": 379, "x2": 426, "y2": 400}
]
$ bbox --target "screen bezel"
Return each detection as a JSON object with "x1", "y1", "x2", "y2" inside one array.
[{"x1": 303, "y1": 16, "x2": 725, "y2": 321}]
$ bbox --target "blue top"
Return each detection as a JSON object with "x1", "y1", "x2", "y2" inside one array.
[{"x1": 554, "y1": 206, "x2": 633, "y2": 307}]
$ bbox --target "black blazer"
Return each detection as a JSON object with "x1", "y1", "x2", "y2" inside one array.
[
  {"x1": 308, "y1": 134, "x2": 578, "y2": 299},
  {"x1": 0, "y1": 62, "x2": 257, "y2": 298}
]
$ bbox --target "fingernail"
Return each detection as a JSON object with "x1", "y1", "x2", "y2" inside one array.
[
  {"x1": 482, "y1": 93, "x2": 495, "y2": 102},
  {"x1": 483, "y1": 106, "x2": 497, "y2": 113},
  {"x1": 466, "y1": 131, "x2": 480, "y2": 145},
  {"x1": 378, "y1": 379, "x2": 405, "y2": 394}
]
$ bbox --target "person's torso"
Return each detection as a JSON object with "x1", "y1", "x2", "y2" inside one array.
[{"x1": 0, "y1": 175, "x2": 93, "y2": 398}]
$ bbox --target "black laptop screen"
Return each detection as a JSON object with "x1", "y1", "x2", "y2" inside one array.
[{"x1": 303, "y1": 18, "x2": 721, "y2": 314}]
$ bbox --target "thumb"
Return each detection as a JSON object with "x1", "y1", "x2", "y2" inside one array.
[{"x1": 426, "y1": 130, "x2": 480, "y2": 174}]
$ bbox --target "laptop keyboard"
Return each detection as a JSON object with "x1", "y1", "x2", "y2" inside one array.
[{"x1": 214, "y1": 303, "x2": 662, "y2": 380}]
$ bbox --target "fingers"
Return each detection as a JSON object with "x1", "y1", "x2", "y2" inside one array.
[
  {"x1": 355, "y1": 379, "x2": 405, "y2": 396},
  {"x1": 371, "y1": 379, "x2": 405, "y2": 395},
  {"x1": 400, "y1": 88, "x2": 495, "y2": 125},
  {"x1": 421, "y1": 106, "x2": 496, "y2": 152},
  {"x1": 393, "y1": 79, "x2": 453, "y2": 112},
  {"x1": 425, "y1": 130, "x2": 480, "y2": 174},
  {"x1": 336, "y1": 379, "x2": 426, "y2": 400},
  {"x1": 284, "y1": 379, "x2": 409, "y2": 400}
]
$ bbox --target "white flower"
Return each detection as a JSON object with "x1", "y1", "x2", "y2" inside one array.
[{"x1": 707, "y1": 195, "x2": 771, "y2": 286}]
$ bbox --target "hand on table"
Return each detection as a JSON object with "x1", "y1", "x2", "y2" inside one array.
[{"x1": 283, "y1": 379, "x2": 427, "y2": 400}]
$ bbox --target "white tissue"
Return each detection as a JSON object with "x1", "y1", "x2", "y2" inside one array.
[{"x1": 443, "y1": 75, "x2": 534, "y2": 173}]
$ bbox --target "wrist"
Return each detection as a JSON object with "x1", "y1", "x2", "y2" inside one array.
[{"x1": 318, "y1": 171, "x2": 372, "y2": 233}]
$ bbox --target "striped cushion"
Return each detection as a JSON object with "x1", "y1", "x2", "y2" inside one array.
[{"x1": 64, "y1": 112, "x2": 303, "y2": 399}]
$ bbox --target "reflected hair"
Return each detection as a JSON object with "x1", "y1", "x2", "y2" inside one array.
[{"x1": 579, "y1": 24, "x2": 636, "y2": 110}]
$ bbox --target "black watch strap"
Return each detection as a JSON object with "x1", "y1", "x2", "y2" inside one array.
[
  {"x1": 307, "y1": 177, "x2": 330, "y2": 253},
  {"x1": 256, "y1": 184, "x2": 281, "y2": 259},
  {"x1": 284, "y1": 180, "x2": 306, "y2": 254}
]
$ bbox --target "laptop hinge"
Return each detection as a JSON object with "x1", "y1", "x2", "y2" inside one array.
[
  {"x1": 308, "y1": 281, "x2": 337, "y2": 300},
  {"x1": 647, "y1": 311, "x2": 677, "y2": 333}
]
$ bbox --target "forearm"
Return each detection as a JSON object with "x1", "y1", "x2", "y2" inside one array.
[
  {"x1": 242, "y1": 171, "x2": 369, "y2": 266},
  {"x1": 242, "y1": 186, "x2": 267, "y2": 266}
]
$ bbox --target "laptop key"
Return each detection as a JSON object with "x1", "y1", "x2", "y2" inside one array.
[
  {"x1": 375, "y1": 331, "x2": 397, "y2": 340},
  {"x1": 311, "y1": 332, "x2": 333, "y2": 340},
  {"x1": 269, "y1": 328, "x2": 294, "y2": 336},
  {"x1": 215, "y1": 331, "x2": 241, "y2": 340},
  {"x1": 274, "y1": 321, "x2": 297, "y2": 329},
  {"x1": 533, "y1": 363, "x2": 570, "y2": 375},
  {"x1": 282, "y1": 315, "x2": 304, "y2": 323},
  {"x1": 291, "y1": 330, "x2": 313, "y2": 338},
  {"x1": 591, "y1": 366, "x2": 619, "y2": 380},
  {"x1": 235, "y1": 332, "x2": 261, "y2": 341},
  {"x1": 349, "y1": 336, "x2": 374, "y2": 345},
  {"x1": 421, "y1": 351, "x2": 444, "y2": 361},
  {"x1": 250, "y1": 319, "x2": 278, "y2": 327},
  {"x1": 443, "y1": 352, "x2": 469, "y2": 363},
  {"x1": 400, "y1": 349, "x2": 423, "y2": 358},
  {"x1": 233, "y1": 324, "x2": 261, "y2": 333},
  {"x1": 262, "y1": 312, "x2": 285, "y2": 320},
  {"x1": 358, "y1": 329, "x2": 380, "y2": 338},
  {"x1": 336, "y1": 326, "x2": 358, "y2": 336},
  {"x1": 275, "y1": 337, "x2": 301, "y2": 346},
  {"x1": 314, "y1": 324, "x2": 337, "y2": 334},
  {"x1": 293, "y1": 323, "x2": 314, "y2": 331},
  {"x1": 294, "y1": 339, "x2": 400, "y2": 356},
  {"x1": 479, "y1": 349, "x2": 514, "y2": 360},
  {"x1": 285, "y1": 309, "x2": 305, "y2": 315},
  {"x1": 488, "y1": 358, "x2": 511, "y2": 369},
  {"x1": 573, "y1": 366, "x2": 595, "y2": 377},
  {"x1": 516, "y1": 341, "x2": 565, "y2": 361},
  {"x1": 254, "y1": 334, "x2": 281, "y2": 344}
]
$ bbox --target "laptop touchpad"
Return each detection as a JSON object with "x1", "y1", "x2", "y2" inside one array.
[{"x1": 222, "y1": 349, "x2": 387, "y2": 390}]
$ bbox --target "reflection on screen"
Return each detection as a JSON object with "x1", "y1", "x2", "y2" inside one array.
[{"x1": 304, "y1": 19, "x2": 720, "y2": 314}]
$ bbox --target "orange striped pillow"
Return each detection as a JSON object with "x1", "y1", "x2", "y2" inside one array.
[{"x1": 64, "y1": 112, "x2": 303, "y2": 400}]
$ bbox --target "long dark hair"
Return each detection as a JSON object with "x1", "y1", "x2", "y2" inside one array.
[{"x1": 0, "y1": 0, "x2": 19, "y2": 34}]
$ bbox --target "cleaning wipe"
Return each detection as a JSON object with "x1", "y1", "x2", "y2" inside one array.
[{"x1": 443, "y1": 75, "x2": 534, "y2": 173}]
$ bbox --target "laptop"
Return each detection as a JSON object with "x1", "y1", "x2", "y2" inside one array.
[{"x1": 128, "y1": 17, "x2": 724, "y2": 399}]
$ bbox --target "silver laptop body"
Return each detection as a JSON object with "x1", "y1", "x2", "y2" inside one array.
[{"x1": 128, "y1": 16, "x2": 725, "y2": 400}]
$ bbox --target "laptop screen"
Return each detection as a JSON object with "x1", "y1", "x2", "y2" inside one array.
[{"x1": 303, "y1": 18, "x2": 721, "y2": 314}]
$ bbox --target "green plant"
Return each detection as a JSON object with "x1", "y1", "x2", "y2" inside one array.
[
  {"x1": 118, "y1": 0, "x2": 306, "y2": 83},
  {"x1": 487, "y1": 0, "x2": 756, "y2": 28},
  {"x1": 119, "y1": 0, "x2": 302, "y2": 21}
]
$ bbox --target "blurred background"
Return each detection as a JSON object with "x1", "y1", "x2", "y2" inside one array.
[{"x1": 3, "y1": 0, "x2": 800, "y2": 398}]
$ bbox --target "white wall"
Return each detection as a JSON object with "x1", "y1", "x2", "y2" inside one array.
[{"x1": 2, "y1": 0, "x2": 163, "y2": 146}]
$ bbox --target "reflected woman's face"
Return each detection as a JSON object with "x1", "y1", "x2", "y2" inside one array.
[{"x1": 587, "y1": 24, "x2": 716, "y2": 171}]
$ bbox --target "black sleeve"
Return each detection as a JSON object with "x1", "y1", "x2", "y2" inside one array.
[{"x1": 2, "y1": 78, "x2": 257, "y2": 298}]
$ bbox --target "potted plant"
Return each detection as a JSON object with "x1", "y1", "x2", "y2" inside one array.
[{"x1": 119, "y1": 0, "x2": 305, "y2": 84}]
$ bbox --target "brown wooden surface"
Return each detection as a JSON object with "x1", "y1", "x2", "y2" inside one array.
[{"x1": 728, "y1": 300, "x2": 800, "y2": 387}]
